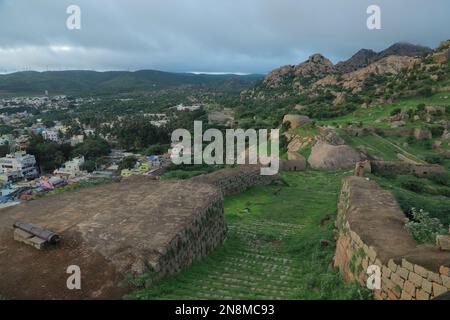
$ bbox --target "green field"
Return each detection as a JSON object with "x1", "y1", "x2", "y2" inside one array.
[
  {"x1": 128, "y1": 170, "x2": 370, "y2": 300},
  {"x1": 317, "y1": 91, "x2": 450, "y2": 129}
]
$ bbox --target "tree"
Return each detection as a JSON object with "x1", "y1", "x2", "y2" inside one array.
[
  {"x1": 118, "y1": 156, "x2": 137, "y2": 171},
  {"x1": 115, "y1": 117, "x2": 168, "y2": 151},
  {"x1": 80, "y1": 160, "x2": 97, "y2": 173},
  {"x1": 26, "y1": 135, "x2": 73, "y2": 172},
  {"x1": 72, "y1": 136, "x2": 111, "y2": 160},
  {"x1": 0, "y1": 143, "x2": 9, "y2": 157}
]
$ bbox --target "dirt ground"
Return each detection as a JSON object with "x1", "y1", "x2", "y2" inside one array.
[
  {"x1": 0, "y1": 229, "x2": 128, "y2": 299},
  {"x1": 0, "y1": 177, "x2": 220, "y2": 299}
]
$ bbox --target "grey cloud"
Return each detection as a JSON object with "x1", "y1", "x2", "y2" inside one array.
[{"x1": 0, "y1": 0, "x2": 449, "y2": 73}]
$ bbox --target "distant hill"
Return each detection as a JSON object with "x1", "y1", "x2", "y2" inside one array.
[
  {"x1": 335, "y1": 43, "x2": 432, "y2": 74},
  {"x1": 0, "y1": 70, "x2": 263, "y2": 96},
  {"x1": 241, "y1": 41, "x2": 442, "y2": 109}
]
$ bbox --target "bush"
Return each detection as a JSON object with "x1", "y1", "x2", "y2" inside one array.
[
  {"x1": 425, "y1": 154, "x2": 444, "y2": 165},
  {"x1": 118, "y1": 156, "x2": 137, "y2": 171},
  {"x1": 397, "y1": 175, "x2": 424, "y2": 193},
  {"x1": 80, "y1": 160, "x2": 97, "y2": 173},
  {"x1": 390, "y1": 108, "x2": 402, "y2": 116},
  {"x1": 406, "y1": 208, "x2": 447, "y2": 244},
  {"x1": 429, "y1": 126, "x2": 444, "y2": 138},
  {"x1": 144, "y1": 144, "x2": 169, "y2": 156},
  {"x1": 428, "y1": 172, "x2": 450, "y2": 187}
]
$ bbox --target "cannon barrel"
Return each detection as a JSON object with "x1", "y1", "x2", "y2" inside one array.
[{"x1": 13, "y1": 221, "x2": 61, "y2": 244}]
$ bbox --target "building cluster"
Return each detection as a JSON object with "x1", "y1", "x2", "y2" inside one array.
[{"x1": 0, "y1": 148, "x2": 171, "y2": 209}]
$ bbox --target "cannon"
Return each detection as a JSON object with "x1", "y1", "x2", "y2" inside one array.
[{"x1": 13, "y1": 221, "x2": 61, "y2": 244}]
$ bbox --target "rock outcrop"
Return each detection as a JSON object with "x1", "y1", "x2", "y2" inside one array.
[
  {"x1": 308, "y1": 141, "x2": 366, "y2": 170},
  {"x1": 282, "y1": 114, "x2": 311, "y2": 129},
  {"x1": 335, "y1": 49, "x2": 378, "y2": 73}
]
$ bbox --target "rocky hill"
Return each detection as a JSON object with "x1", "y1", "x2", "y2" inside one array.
[
  {"x1": 240, "y1": 42, "x2": 441, "y2": 114},
  {"x1": 335, "y1": 49, "x2": 378, "y2": 74}
]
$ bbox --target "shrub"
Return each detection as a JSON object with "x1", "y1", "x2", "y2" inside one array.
[
  {"x1": 425, "y1": 154, "x2": 444, "y2": 165},
  {"x1": 429, "y1": 126, "x2": 444, "y2": 138},
  {"x1": 428, "y1": 172, "x2": 450, "y2": 187},
  {"x1": 406, "y1": 208, "x2": 447, "y2": 244},
  {"x1": 118, "y1": 156, "x2": 137, "y2": 171},
  {"x1": 390, "y1": 108, "x2": 402, "y2": 116},
  {"x1": 397, "y1": 175, "x2": 424, "y2": 193}
]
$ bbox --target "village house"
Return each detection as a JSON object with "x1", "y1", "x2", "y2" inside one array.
[
  {"x1": 0, "y1": 151, "x2": 39, "y2": 181},
  {"x1": 53, "y1": 156, "x2": 85, "y2": 178},
  {"x1": 42, "y1": 129, "x2": 60, "y2": 142}
]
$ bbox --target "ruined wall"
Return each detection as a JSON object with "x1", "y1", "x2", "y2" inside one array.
[
  {"x1": 334, "y1": 176, "x2": 450, "y2": 300},
  {"x1": 191, "y1": 165, "x2": 279, "y2": 196},
  {"x1": 151, "y1": 193, "x2": 227, "y2": 283},
  {"x1": 370, "y1": 160, "x2": 445, "y2": 178},
  {"x1": 345, "y1": 127, "x2": 414, "y2": 138}
]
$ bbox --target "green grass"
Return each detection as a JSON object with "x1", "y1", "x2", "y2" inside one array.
[
  {"x1": 45, "y1": 178, "x2": 113, "y2": 196},
  {"x1": 336, "y1": 129, "x2": 449, "y2": 166},
  {"x1": 128, "y1": 170, "x2": 370, "y2": 300},
  {"x1": 317, "y1": 90, "x2": 450, "y2": 129},
  {"x1": 337, "y1": 130, "x2": 400, "y2": 161},
  {"x1": 371, "y1": 174, "x2": 450, "y2": 226}
]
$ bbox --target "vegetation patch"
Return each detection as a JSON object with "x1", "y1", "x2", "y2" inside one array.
[{"x1": 128, "y1": 170, "x2": 370, "y2": 300}]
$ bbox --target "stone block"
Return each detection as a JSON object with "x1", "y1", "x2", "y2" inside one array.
[
  {"x1": 388, "y1": 259, "x2": 398, "y2": 272},
  {"x1": 400, "y1": 290, "x2": 413, "y2": 300},
  {"x1": 14, "y1": 229, "x2": 47, "y2": 250},
  {"x1": 402, "y1": 259, "x2": 414, "y2": 271},
  {"x1": 436, "y1": 235, "x2": 450, "y2": 251},
  {"x1": 366, "y1": 246, "x2": 377, "y2": 261},
  {"x1": 382, "y1": 265, "x2": 392, "y2": 278},
  {"x1": 414, "y1": 264, "x2": 429, "y2": 278},
  {"x1": 397, "y1": 266, "x2": 409, "y2": 280},
  {"x1": 13, "y1": 228, "x2": 33, "y2": 241},
  {"x1": 382, "y1": 277, "x2": 395, "y2": 292},
  {"x1": 29, "y1": 237, "x2": 47, "y2": 250},
  {"x1": 408, "y1": 272, "x2": 423, "y2": 287},
  {"x1": 416, "y1": 289, "x2": 430, "y2": 300},
  {"x1": 442, "y1": 275, "x2": 450, "y2": 289},
  {"x1": 428, "y1": 272, "x2": 442, "y2": 284},
  {"x1": 391, "y1": 273, "x2": 405, "y2": 287},
  {"x1": 403, "y1": 280, "x2": 416, "y2": 297},
  {"x1": 433, "y1": 283, "x2": 447, "y2": 297},
  {"x1": 440, "y1": 265, "x2": 450, "y2": 277},
  {"x1": 421, "y1": 278, "x2": 433, "y2": 294},
  {"x1": 387, "y1": 289, "x2": 399, "y2": 300}
]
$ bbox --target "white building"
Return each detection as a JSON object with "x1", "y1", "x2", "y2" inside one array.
[
  {"x1": 42, "y1": 129, "x2": 60, "y2": 142},
  {"x1": 174, "y1": 104, "x2": 201, "y2": 112},
  {"x1": 69, "y1": 135, "x2": 84, "y2": 146},
  {"x1": 0, "y1": 151, "x2": 39, "y2": 180},
  {"x1": 54, "y1": 156, "x2": 85, "y2": 178}
]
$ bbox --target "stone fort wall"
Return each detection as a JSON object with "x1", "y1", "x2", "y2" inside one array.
[
  {"x1": 334, "y1": 176, "x2": 450, "y2": 300},
  {"x1": 191, "y1": 165, "x2": 279, "y2": 196},
  {"x1": 370, "y1": 160, "x2": 445, "y2": 178},
  {"x1": 145, "y1": 165, "x2": 280, "y2": 285}
]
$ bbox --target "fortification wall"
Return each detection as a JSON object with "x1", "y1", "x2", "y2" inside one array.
[
  {"x1": 334, "y1": 176, "x2": 450, "y2": 300},
  {"x1": 370, "y1": 160, "x2": 445, "y2": 178},
  {"x1": 191, "y1": 165, "x2": 279, "y2": 196},
  {"x1": 151, "y1": 193, "x2": 226, "y2": 283}
]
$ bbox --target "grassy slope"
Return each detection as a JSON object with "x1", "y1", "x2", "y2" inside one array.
[
  {"x1": 317, "y1": 91, "x2": 450, "y2": 129},
  {"x1": 319, "y1": 91, "x2": 450, "y2": 167},
  {"x1": 128, "y1": 170, "x2": 370, "y2": 300}
]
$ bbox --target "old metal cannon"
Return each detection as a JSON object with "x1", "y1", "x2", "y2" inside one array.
[{"x1": 13, "y1": 221, "x2": 61, "y2": 244}]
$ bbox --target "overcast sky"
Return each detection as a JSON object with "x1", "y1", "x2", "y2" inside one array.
[{"x1": 0, "y1": 0, "x2": 449, "y2": 74}]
